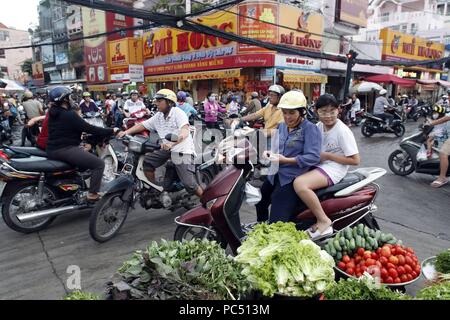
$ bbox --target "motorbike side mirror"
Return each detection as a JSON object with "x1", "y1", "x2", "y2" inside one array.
[{"x1": 165, "y1": 133, "x2": 179, "y2": 142}]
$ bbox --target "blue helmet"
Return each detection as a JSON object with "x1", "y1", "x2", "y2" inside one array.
[
  {"x1": 177, "y1": 91, "x2": 187, "y2": 101},
  {"x1": 48, "y1": 86, "x2": 72, "y2": 103}
]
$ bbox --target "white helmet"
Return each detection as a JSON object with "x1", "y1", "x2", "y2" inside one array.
[
  {"x1": 379, "y1": 89, "x2": 387, "y2": 95},
  {"x1": 442, "y1": 95, "x2": 448, "y2": 99},
  {"x1": 277, "y1": 90, "x2": 307, "y2": 110},
  {"x1": 268, "y1": 85, "x2": 286, "y2": 96}
]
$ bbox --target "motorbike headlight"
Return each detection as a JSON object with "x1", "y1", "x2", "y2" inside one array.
[
  {"x1": 128, "y1": 140, "x2": 143, "y2": 153},
  {"x1": 206, "y1": 198, "x2": 218, "y2": 210}
]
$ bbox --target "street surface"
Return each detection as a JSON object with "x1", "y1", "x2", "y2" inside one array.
[{"x1": 0, "y1": 121, "x2": 449, "y2": 299}]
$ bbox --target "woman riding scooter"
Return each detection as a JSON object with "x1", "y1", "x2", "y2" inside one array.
[{"x1": 46, "y1": 87, "x2": 120, "y2": 202}]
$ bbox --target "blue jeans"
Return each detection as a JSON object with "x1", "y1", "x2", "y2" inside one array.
[{"x1": 255, "y1": 175, "x2": 300, "y2": 223}]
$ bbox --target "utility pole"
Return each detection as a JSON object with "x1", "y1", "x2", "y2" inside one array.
[{"x1": 343, "y1": 50, "x2": 358, "y2": 101}]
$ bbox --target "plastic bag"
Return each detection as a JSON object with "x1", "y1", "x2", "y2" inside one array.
[
  {"x1": 416, "y1": 144, "x2": 427, "y2": 162},
  {"x1": 245, "y1": 182, "x2": 261, "y2": 204}
]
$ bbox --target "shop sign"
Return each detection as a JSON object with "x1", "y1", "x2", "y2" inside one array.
[
  {"x1": 129, "y1": 64, "x2": 144, "y2": 82},
  {"x1": 275, "y1": 54, "x2": 321, "y2": 71},
  {"x1": 106, "y1": 11, "x2": 134, "y2": 41},
  {"x1": 145, "y1": 68, "x2": 241, "y2": 83},
  {"x1": 335, "y1": 0, "x2": 369, "y2": 27},
  {"x1": 380, "y1": 28, "x2": 445, "y2": 62},
  {"x1": 237, "y1": 1, "x2": 278, "y2": 52},
  {"x1": 32, "y1": 62, "x2": 44, "y2": 86},
  {"x1": 278, "y1": 5, "x2": 323, "y2": 52}
]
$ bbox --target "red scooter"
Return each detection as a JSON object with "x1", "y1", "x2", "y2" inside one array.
[
  {"x1": 123, "y1": 110, "x2": 151, "y2": 137},
  {"x1": 174, "y1": 128, "x2": 386, "y2": 254}
]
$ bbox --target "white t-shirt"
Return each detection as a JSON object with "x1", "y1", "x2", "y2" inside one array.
[
  {"x1": 124, "y1": 99, "x2": 146, "y2": 115},
  {"x1": 142, "y1": 107, "x2": 195, "y2": 155},
  {"x1": 317, "y1": 119, "x2": 359, "y2": 184}
]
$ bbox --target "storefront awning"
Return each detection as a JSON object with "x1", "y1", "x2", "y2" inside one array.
[
  {"x1": 364, "y1": 74, "x2": 416, "y2": 87},
  {"x1": 280, "y1": 69, "x2": 328, "y2": 84},
  {"x1": 395, "y1": 66, "x2": 445, "y2": 74},
  {"x1": 417, "y1": 79, "x2": 450, "y2": 88},
  {"x1": 145, "y1": 69, "x2": 241, "y2": 83},
  {"x1": 87, "y1": 83, "x2": 124, "y2": 92}
]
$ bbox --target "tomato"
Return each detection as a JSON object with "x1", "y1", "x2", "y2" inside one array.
[
  {"x1": 389, "y1": 256, "x2": 399, "y2": 265},
  {"x1": 376, "y1": 248, "x2": 382, "y2": 255},
  {"x1": 388, "y1": 268, "x2": 398, "y2": 278},
  {"x1": 406, "y1": 247, "x2": 414, "y2": 254},
  {"x1": 394, "y1": 277, "x2": 401, "y2": 284},
  {"x1": 375, "y1": 261, "x2": 382, "y2": 268},
  {"x1": 346, "y1": 262, "x2": 356, "y2": 270},
  {"x1": 397, "y1": 266, "x2": 405, "y2": 276},
  {"x1": 363, "y1": 252, "x2": 372, "y2": 260},
  {"x1": 405, "y1": 256, "x2": 414, "y2": 266},
  {"x1": 360, "y1": 265, "x2": 367, "y2": 273},
  {"x1": 391, "y1": 248, "x2": 397, "y2": 255},
  {"x1": 386, "y1": 262, "x2": 396, "y2": 270},
  {"x1": 357, "y1": 248, "x2": 365, "y2": 256},
  {"x1": 381, "y1": 268, "x2": 388, "y2": 278},
  {"x1": 397, "y1": 255, "x2": 406, "y2": 266},
  {"x1": 338, "y1": 261, "x2": 346, "y2": 270},
  {"x1": 366, "y1": 258, "x2": 377, "y2": 267},
  {"x1": 380, "y1": 246, "x2": 391, "y2": 258},
  {"x1": 400, "y1": 274, "x2": 408, "y2": 283},
  {"x1": 342, "y1": 255, "x2": 351, "y2": 263},
  {"x1": 346, "y1": 268, "x2": 355, "y2": 275},
  {"x1": 411, "y1": 271, "x2": 418, "y2": 279},
  {"x1": 415, "y1": 265, "x2": 421, "y2": 273},
  {"x1": 406, "y1": 274, "x2": 413, "y2": 282},
  {"x1": 371, "y1": 252, "x2": 378, "y2": 260},
  {"x1": 385, "y1": 276, "x2": 394, "y2": 284},
  {"x1": 355, "y1": 256, "x2": 362, "y2": 264},
  {"x1": 356, "y1": 272, "x2": 362, "y2": 278},
  {"x1": 378, "y1": 256, "x2": 387, "y2": 265},
  {"x1": 404, "y1": 264, "x2": 413, "y2": 274},
  {"x1": 397, "y1": 248, "x2": 405, "y2": 256}
]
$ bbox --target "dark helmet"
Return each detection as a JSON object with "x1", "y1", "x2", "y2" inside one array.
[
  {"x1": 48, "y1": 86, "x2": 72, "y2": 104},
  {"x1": 177, "y1": 91, "x2": 187, "y2": 101}
]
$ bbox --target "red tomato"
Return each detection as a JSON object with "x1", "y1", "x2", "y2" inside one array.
[
  {"x1": 415, "y1": 265, "x2": 421, "y2": 273},
  {"x1": 391, "y1": 248, "x2": 397, "y2": 255},
  {"x1": 400, "y1": 274, "x2": 408, "y2": 283},
  {"x1": 342, "y1": 255, "x2": 351, "y2": 263},
  {"x1": 388, "y1": 268, "x2": 398, "y2": 278},
  {"x1": 381, "y1": 268, "x2": 388, "y2": 278},
  {"x1": 405, "y1": 256, "x2": 414, "y2": 266},
  {"x1": 386, "y1": 263, "x2": 396, "y2": 270},
  {"x1": 371, "y1": 252, "x2": 379, "y2": 260},
  {"x1": 406, "y1": 274, "x2": 413, "y2": 282},
  {"x1": 346, "y1": 268, "x2": 355, "y2": 275},
  {"x1": 406, "y1": 247, "x2": 414, "y2": 254},
  {"x1": 404, "y1": 264, "x2": 413, "y2": 274},
  {"x1": 411, "y1": 271, "x2": 418, "y2": 279},
  {"x1": 356, "y1": 272, "x2": 362, "y2": 278},
  {"x1": 363, "y1": 252, "x2": 372, "y2": 260},
  {"x1": 346, "y1": 262, "x2": 356, "y2": 270},
  {"x1": 365, "y1": 259, "x2": 376, "y2": 267},
  {"x1": 394, "y1": 277, "x2": 401, "y2": 284},
  {"x1": 375, "y1": 261, "x2": 382, "y2": 268},
  {"x1": 389, "y1": 256, "x2": 399, "y2": 265},
  {"x1": 338, "y1": 262, "x2": 346, "y2": 270},
  {"x1": 376, "y1": 248, "x2": 382, "y2": 255},
  {"x1": 397, "y1": 255, "x2": 406, "y2": 266},
  {"x1": 397, "y1": 248, "x2": 405, "y2": 256},
  {"x1": 381, "y1": 247, "x2": 391, "y2": 258},
  {"x1": 355, "y1": 256, "x2": 362, "y2": 264},
  {"x1": 379, "y1": 256, "x2": 388, "y2": 265},
  {"x1": 357, "y1": 248, "x2": 365, "y2": 256},
  {"x1": 397, "y1": 266, "x2": 406, "y2": 276},
  {"x1": 360, "y1": 265, "x2": 367, "y2": 273},
  {"x1": 385, "y1": 276, "x2": 394, "y2": 284}
]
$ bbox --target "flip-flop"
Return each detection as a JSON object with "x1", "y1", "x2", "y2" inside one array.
[{"x1": 430, "y1": 179, "x2": 449, "y2": 188}]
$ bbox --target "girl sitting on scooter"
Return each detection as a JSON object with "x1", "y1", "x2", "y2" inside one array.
[
  {"x1": 426, "y1": 104, "x2": 448, "y2": 158},
  {"x1": 293, "y1": 94, "x2": 360, "y2": 240}
]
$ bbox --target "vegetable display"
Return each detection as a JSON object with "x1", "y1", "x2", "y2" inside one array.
[
  {"x1": 108, "y1": 239, "x2": 252, "y2": 300},
  {"x1": 324, "y1": 274, "x2": 410, "y2": 300},
  {"x1": 63, "y1": 291, "x2": 101, "y2": 300},
  {"x1": 235, "y1": 222, "x2": 335, "y2": 298},
  {"x1": 435, "y1": 249, "x2": 450, "y2": 274},
  {"x1": 416, "y1": 281, "x2": 450, "y2": 300}
]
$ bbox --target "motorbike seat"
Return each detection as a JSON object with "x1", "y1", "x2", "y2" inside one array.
[
  {"x1": 315, "y1": 172, "x2": 365, "y2": 199},
  {"x1": 8, "y1": 146, "x2": 47, "y2": 158},
  {"x1": 366, "y1": 114, "x2": 384, "y2": 122},
  {"x1": 9, "y1": 156, "x2": 74, "y2": 173}
]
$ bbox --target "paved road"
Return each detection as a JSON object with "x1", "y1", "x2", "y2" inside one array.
[{"x1": 0, "y1": 121, "x2": 449, "y2": 299}]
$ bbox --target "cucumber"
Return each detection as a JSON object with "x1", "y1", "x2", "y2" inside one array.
[
  {"x1": 364, "y1": 226, "x2": 370, "y2": 238},
  {"x1": 330, "y1": 245, "x2": 337, "y2": 257},
  {"x1": 385, "y1": 233, "x2": 394, "y2": 241},
  {"x1": 355, "y1": 235, "x2": 362, "y2": 248},
  {"x1": 397, "y1": 240, "x2": 403, "y2": 246},
  {"x1": 380, "y1": 233, "x2": 388, "y2": 243},
  {"x1": 336, "y1": 252, "x2": 342, "y2": 261},
  {"x1": 361, "y1": 238, "x2": 366, "y2": 249},
  {"x1": 369, "y1": 229, "x2": 375, "y2": 237},
  {"x1": 334, "y1": 239, "x2": 342, "y2": 252},
  {"x1": 387, "y1": 239, "x2": 397, "y2": 245},
  {"x1": 367, "y1": 238, "x2": 375, "y2": 248},
  {"x1": 352, "y1": 228, "x2": 359, "y2": 238},
  {"x1": 345, "y1": 228, "x2": 353, "y2": 240},
  {"x1": 373, "y1": 239, "x2": 379, "y2": 250},
  {"x1": 339, "y1": 237, "x2": 346, "y2": 247},
  {"x1": 375, "y1": 230, "x2": 381, "y2": 241},
  {"x1": 357, "y1": 224, "x2": 365, "y2": 236},
  {"x1": 350, "y1": 239, "x2": 356, "y2": 250}
]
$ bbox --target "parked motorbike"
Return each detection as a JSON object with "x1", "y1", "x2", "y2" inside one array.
[
  {"x1": 88, "y1": 132, "x2": 219, "y2": 243},
  {"x1": 388, "y1": 124, "x2": 450, "y2": 177},
  {"x1": 0, "y1": 133, "x2": 119, "y2": 233},
  {"x1": 361, "y1": 107, "x2": 406, "y2": 137},
  {"x1": 173, "y1": 128, "x2": 385, "y2": 253}
]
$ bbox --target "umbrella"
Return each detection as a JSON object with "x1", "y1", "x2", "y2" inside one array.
[
  {"x1": 350, "y1": 82, "x2": 383, "y2": 94},
  {"x1": 364, "y1": 74, "x2": 416, "y2": 87},
  {"x1": 0, "y1": 79, "x2": 26, "y2": 91}
]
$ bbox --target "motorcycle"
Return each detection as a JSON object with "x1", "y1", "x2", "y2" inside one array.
[
  {"x1": 306, "y1": 104, "x2": 319, "y2": 124},
  {"x1": 122, "y1": 109, "x2": 151, "y2": 137},
  {"x1": 405, "y1": 104, "x2": 421, "y2": 122},
  {"x1": 88, "y1": 132, "x2": 219, "y2": 243},
  {"x1": 173, "y1": 127, "x2": 385, "y2": 253},
  {"x1": 388, "y1": 124, "x2": 450, "y2": 177},
  {"x1": 0, "y1": 133, "x2": 120, "y2": 234},
  {"x1": 83, "y1": 111, "x2": 105, "y2": 128},
  {"x1": 361, "y1": 107, "x2": 406, "y2": 137}
]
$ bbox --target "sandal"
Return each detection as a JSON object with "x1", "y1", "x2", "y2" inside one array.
[
  {"x1": 306, "y1": 226, "x2": 334, "y2": 241},
  {"x1": 430, "y1": 179, "x2": 448, "y2": 188}
]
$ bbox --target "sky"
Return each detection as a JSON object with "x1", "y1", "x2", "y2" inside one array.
[{"x1": 0, "y1": 0, "x2": 40, "y2": 31}]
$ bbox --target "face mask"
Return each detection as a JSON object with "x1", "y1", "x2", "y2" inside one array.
[
  {"x1": 432, "y1": 112, "x2": 440, "y2": 120},
  {"x1": 209, "y1": 96, "x2": 216, "y2": 102}
]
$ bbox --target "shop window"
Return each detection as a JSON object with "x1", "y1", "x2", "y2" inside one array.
[
  {"x1": 380, "y1": 12, "x2": 390, "y2": 22},
  {"x1": 0, "y1": 49, "x2": 5, "y2": 59}
]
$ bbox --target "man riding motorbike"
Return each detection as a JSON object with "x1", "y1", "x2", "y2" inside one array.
[
  {"x1": 46, "y1": 87, "x2": 120, "y2": 201},
  {"x1": 118, "y1": 89, "x2": 203, "y2": 197},
  {"x1": 80, "y1": 92, "x2": 101, "y2": 114},
  {"x1": 373, "y1": 89, "x2": 394, "y2": 130},
  {"x1": 123, "y1": 90, "x2": 148, "y2": 118}
]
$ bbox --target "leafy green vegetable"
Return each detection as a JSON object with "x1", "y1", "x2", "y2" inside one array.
[
  {"x1": 115, "y1": 239, "x2": 251, "y2": 300},
  {"x1": 64, "y1": 291, "x2": 101, "y2": 300},
  {"x1": 324, "y1": 275, "x2": 410, "y2": 300},
  {"x1": 435, "y1": 249, "x2": 450, "y2": 274},
  {"x1": 234, "y1": 222, "x2": 335, "y2": 298},
  {"x1": 416, "y1": 282, "x2": 450, "y2": 300}
]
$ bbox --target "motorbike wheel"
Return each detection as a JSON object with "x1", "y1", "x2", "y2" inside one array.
[
  {"x1": 394, "y1": 124, "x2": 406, "y2": 137},
  {"x1": 1, "y1": 182, "x2": 57, "y2": 233},
  {"x1": 388, "y1": 150, "x2": 415, "y2": 176},
  {"x1": 89, "y1": 192, "x2": 130, "y2": 243},
  {"x1": 174, "y1": 225, "x2": 228, "y2": 249},
  {"x1": 361, "y1": 123, "x2": 374, "y2": 137},
  {"x1": 360, "y1": 213, "x2": 380, "y2": 230},
  {"x1": 413, "y1": 114, "x2": 420, "y2": 122}
]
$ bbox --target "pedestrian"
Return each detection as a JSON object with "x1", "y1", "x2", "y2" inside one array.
[
  {"x1": 350, "y1": 93, "x2": 361, "y2": 125},
  {"x1": 21, "y1": 90, "x2": 44, "y2": 146}
]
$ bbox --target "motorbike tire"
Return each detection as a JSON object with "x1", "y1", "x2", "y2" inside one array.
[
  {"x1": 1, "y1": 182, "x2": 57, "y2": 233},
  {"x1": 394, "y1": 124, "x2": 406, "y2": 137},
  {"x1": 360, "y1": 213, "x2": 380, "y2": 231},
  {"x1": 174, "y1": 225, "x2": 228, "y2": 249},
  {"x1": 89, "y1": 192, "x2": 130, "y2": 243},
  {"x1": 361, "y1": 123, "x2": 374, "y2": 137},
  {"x1": 388, "y1": 149, "x2": 415, "y2": 176},
  {"x1": 413, "y1": 114, "x2": 419, "y2": 122}
]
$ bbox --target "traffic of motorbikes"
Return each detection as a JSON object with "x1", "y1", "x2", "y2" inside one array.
[{"x1": 0, "y1": 87, "x2": 448, "y2": 251}]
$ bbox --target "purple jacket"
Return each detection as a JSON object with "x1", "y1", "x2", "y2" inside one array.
[{"x1": 204, "y1": 101, "x2": 226, "y2": 123}]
